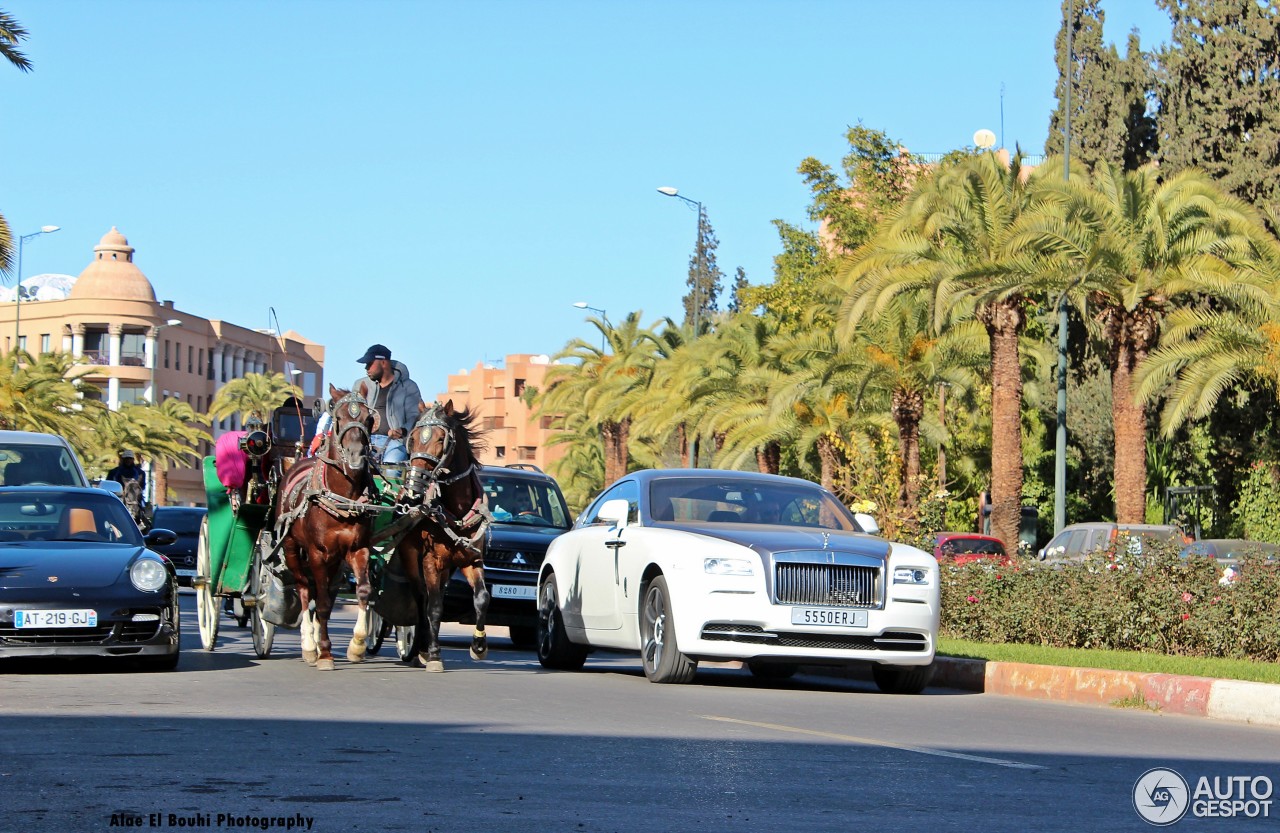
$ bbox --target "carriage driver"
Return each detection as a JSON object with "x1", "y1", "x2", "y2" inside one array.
[
  {"x1": 105, "y1": 449, "x2": 147, "y2": 497},
  {"x1": 352, "y1": 343, "x2": 424, "y2": 465}
]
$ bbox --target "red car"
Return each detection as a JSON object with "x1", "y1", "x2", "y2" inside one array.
[{"x1": 933, "y1": 532, "x2": 1008, "y2": 566}]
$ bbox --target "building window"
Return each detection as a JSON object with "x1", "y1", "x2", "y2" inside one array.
[
  {"x1": 120, "y1": 332, "x2": 146, "y2": 367},
  {"x1": 118, "y1": 385, "x2": 147, "y2": 406},
  {"x1": 491, "y1": 386, "x2": 505, "y2": 399},
  {"x1": 188, "y1": 346, "x2": 194, "y2": 374},
  {"x1": 540, "y1": 416, "x2": 554, "y2": 429},
  {"x1": 164, "y1": 340, "x2": 171, "y2": 369},
  {"x1": 40, "y1": 334, "x2": 50, "y2": 353},
  {"x1": 514, "y1": 378, "x2": 526, "y2": 397},
  {"x1": 198, "y1": 349, "x2": 204, "y2": 377},
  {"x1": 495, "y1": 446, "x2": 506, "y2": 459},
  {"x1": 482, "y1": 416, "x2": 505, "y2": 430},
  {"x1": 519, "y1": 446, "x2": 537, "y2": 461},
  {"x1": 16, "y1": 336, "x2": 25, "y2": 352}
]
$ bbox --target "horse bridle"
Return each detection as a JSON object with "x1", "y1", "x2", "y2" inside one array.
[
  {"x1": 321, "y1": 392, "x2": 373, "y2": 474},
  {"x1": 402, "y1": 407, "x2": 472, "y2": 504}
]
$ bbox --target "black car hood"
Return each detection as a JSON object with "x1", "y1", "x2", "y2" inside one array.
[
  {"x1": 0, "y1": 543, "x2": 150, "y2": 589},
  {"x1": 488, "y1": 524, "x2": 568, "y2": 550},
  {"x1": 667, "y1": 525, "x2": 892, "y2": 561}
]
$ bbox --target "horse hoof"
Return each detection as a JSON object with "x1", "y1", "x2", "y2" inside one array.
[
  {"x1": 424, "y1": 660, "x2": 444, "y2": 673},
  {"x1": 316, "y1": 657, "x2": 335, "y2": 671},
  {"x1": 470, "y1": 646, "x2": 488, "y2": 661},
  {"x1": 347, "y1": 647, "x2": 366, "y2": 663},
  {"x1": 302, "y1": 649, "x2": 318, "y2": 666}
]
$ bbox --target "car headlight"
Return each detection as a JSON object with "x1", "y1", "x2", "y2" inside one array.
[
  {"x1": 131, "y1": 559, "x2": 168, "y2": 592},
  {"x1": 893, "y1": 567, "x2": 930, "y2": 585},
  {"x1": 704, "y1": 557, "x2": 754, "y2": 576}
]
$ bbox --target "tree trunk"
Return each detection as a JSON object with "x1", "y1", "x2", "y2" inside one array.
[
  {"x1": 892, "y1": 387, "x2": 925, "y2": 515},
  {"x1": 816, "y1": 434, "x2": 840, "y2": 493},
  {"x1": 601, "y1": 418, "x2": 630, "y2": 488},
  {"x1": 153, "y1": 463, "x2": 168, "y2": 507},
  {"x1": 756, "y1": 441, "x2": 780, "y2": 475},
  {"x1": 982, "y1": 300, "x2": 1027, "y2": 556},
  {"x1": 1106, "y1": 309, "x2": 1156, "y2": 524},
  {"x1": 677, "y1": 423, "x2": 689, "y2": 468}
]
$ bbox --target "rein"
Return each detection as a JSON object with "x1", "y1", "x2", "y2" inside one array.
[{"x1": 403, "y1": 407, "x2": 491, "y2": 558}]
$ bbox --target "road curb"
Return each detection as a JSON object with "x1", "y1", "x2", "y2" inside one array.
[{"x1": 926, "y1": 657, "x2": 1280, "y2": 727}]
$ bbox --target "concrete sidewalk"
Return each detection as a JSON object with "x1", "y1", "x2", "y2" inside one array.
[{"x1": 811, "y1": 657, "x2": 1280, "y2": 728}]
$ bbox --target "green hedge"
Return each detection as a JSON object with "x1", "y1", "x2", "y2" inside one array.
[{"x1": 939, "y1": 545, "x2": 1280, "y2": 663}]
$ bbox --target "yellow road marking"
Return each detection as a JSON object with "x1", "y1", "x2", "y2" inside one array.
[{"x1": 699, "y1": 715, "x2": 1044, "y2": 770}]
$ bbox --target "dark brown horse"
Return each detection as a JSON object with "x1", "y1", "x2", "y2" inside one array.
[
  {"x1": 396, "y1": 399, "x2": 490, "y2": 672},
  {"x1": 274, "y1": 383, "x2": 377, "y2": 670}
]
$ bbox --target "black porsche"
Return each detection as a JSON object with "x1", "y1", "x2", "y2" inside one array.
[{"x1": 0, "y1": 487, "x2": 181, "y2": 670}]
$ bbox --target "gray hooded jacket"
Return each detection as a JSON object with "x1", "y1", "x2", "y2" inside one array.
[{"x1": 351, "y1": 360, "x2": 424, "y2": 435}]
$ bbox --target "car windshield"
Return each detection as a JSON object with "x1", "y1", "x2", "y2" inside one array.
[
  {"x1": 482, "y1": 474, "x2": 571, "y2": 529},
  {"x1": 942, "y1": 537, "x2": 1004, "y2": 556},
  {"x1": 0, "y1": 489, "x2": 144, "y2": 545},
  {"x1": 647, "y1": 476, "x2": 863, "y2": 532},
  {"x1": 0, "y1": 443, "x2": 83, "y2": 487},
  {"x1": 152, "y1": 509, "x2": 205, "y2": 535}
]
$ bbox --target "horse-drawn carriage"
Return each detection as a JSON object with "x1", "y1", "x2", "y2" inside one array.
[{"x1": 193, "y1": 388, "x2": 491, "y2": 672}]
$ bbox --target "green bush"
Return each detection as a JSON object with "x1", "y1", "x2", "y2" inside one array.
[{"x1": 938, "y1": 542, "x2": 1280, "y2": 663}]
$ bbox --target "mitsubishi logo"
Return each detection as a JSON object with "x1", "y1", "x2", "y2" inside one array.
[{"x1": 511, "y1": 552, "x2": 527, "y2": 565}]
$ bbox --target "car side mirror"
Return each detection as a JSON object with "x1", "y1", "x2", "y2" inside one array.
[
  {"x1": 1037, "y1": 547, "x2": 1045, "y2": 561},
  {"x1": 146, "y1": 528, "x2": 178, "y2": 547},
  {"x1": 599, "y1": 499, "x2": 630, "y2": 530},
  {"x1": 853, "y1": 512, "x2": 879, "y2": 535},
  {"x1": 96, "y1": 479, "x2": 124, "y2": 497}
]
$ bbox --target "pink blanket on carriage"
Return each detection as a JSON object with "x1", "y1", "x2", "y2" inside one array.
[{"x1": 214, "y1": 431, "x2": 249, "y2": 490}]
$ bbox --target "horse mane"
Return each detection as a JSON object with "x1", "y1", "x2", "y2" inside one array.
[{"x1": 444, "y1": 405, "x2": 488, "y2": 462}]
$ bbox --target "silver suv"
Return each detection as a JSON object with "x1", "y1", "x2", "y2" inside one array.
[{"x1": 1038, "y1": 522, "x2": 1186, "y2": 563}]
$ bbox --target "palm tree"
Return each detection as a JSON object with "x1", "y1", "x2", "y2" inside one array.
[
  {"x1": 208, "y1": 371, "x2": 302, "y2": 426},
  {"x1": 1027, "y1": 163, "x2": 1273, "y2": 522},
  {"x1": 0, "y1": 351, "x2": 98, "y2": 437},
  {"x1": 538, "y1": 312, "x2": 662, "y2": 487},
  {"x1": 841, "y1": 152, "x2": 1068, "y2": 552},
  {"x1": 0, "y1": 10, "x2": 32, "y2": 73},
  {"x1": 92, "y1": 400, "x2": 210, "y2": 505}
]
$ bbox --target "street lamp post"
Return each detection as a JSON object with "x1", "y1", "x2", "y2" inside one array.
[
  {"x1": 14, "y1": 225, "x2": 60, "y2": 350},
  {"x1": 656, "y1": 187, "x2": 705, "y2": 336},
  {"x1": 572, "y1": 302, "x2": 609, "y2": 350},
  {"x1": 147, "y1": 318, "x2": 182, "y2": 506},
  {"x1": 1054, "y1": 0, "x2": 1075, "y2": 536}
]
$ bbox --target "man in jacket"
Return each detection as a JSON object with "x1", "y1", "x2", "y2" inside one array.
[{"x1": 352, "y1": 343, "x2": 424, "y2": 465}]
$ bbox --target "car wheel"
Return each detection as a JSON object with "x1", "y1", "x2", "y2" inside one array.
[
  {"x1": 872, "y1": 662, "x2": 936, "y2": 695},
  {"x1": 508, "y1": 624, "x2": 537, "y2": 650},
  {"x1": 249, "y1": 554, "x2": 275, "y2": 659},
  {"x1": 747, "y1": 661, "x2": 798, "y2": 680},
  {"x1": 365, "y1": 607, "x2": 385, "y2": 655},
  {"x1": 536, "y1": 575, "x2": 586, "y2": 671},
  {"x1": 195, "y1": 516, "x2": 220, "y2": 651},
  {"x1": 395, "y1": 625, "x2": 416, "y2": 662},
  {"x1": 640, "y1": 575, "x2": 696, "y2": 684}
]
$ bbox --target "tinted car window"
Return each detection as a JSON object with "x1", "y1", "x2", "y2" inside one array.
[
  {"x1": 151, "y1": 508, "x2": 205, "y2": 535},
  {"x1": 647, "y1": 477, "x2": 859, "y2": 531},
  {"x1": 585, "y1": 480, "x2": 639, "y2": 525},
  {"x1": 943, "y1": 538, "x2": 1005, "y2": 556},
  {"x1": 481, "y1": 472, "x2": 571, "y2": 529},
  {"x1": 0, "y1": 444, "x2": 84, "y2": 487},
  {"x1": 0, "y1": 490, "x2": 144, "y2": 545}
]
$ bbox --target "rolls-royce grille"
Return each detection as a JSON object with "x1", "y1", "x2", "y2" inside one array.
[{"x1": 774, "y1": 562, "x2": 880, "y2": 608}]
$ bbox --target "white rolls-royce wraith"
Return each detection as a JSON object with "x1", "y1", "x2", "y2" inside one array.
[{"x1": 535, "y1": 469, "x2": 940, "y2": 693}]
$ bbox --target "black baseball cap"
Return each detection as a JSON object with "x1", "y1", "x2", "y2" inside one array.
[{"x1": 357, "y1": 344, "x2": 391, "y2": 364}]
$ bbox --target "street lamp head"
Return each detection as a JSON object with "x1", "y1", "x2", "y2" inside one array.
[
  {"x1": 656, "y1": 187, "x2": 678, "y2": 197},
  {"x1": 572, "y1": 302, "x2": 588, "y2": 309},
  {"x1": 290, "y1": 368, "x2": 302, "y2": 376},
  {"x1": 40, "y1": 225, "x2": 60, "y2": 234},
  {"x1": 165, "y1": 319, "x2": 182, "y2": 327}
]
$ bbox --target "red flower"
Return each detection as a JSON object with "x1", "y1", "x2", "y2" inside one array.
[
  {"x1": 966, "y1": 595, "x2": 978, "y2": 603},
  {"x1": 1181, "y1": 612, "x2": 1190, "y2": 620},
  {"x1": 1181, "y1": 592, "x2": 1193, "y2": 603}
]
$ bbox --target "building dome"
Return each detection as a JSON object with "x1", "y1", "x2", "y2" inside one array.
[{"x1": 68, "y1": 227, "x2": 157, "y2": 302}]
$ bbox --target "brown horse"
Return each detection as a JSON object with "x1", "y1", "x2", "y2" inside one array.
[
  {"x1": 396, "y1": 399, "x2": 490, "y2": 672},
  {"x1": 274, "y1": 383, "x2": 377, "y2": 670}
]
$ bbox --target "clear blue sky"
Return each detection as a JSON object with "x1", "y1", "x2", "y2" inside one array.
[{"x1": 3, "y1": 0, "x2": 1172, "y2": 400}]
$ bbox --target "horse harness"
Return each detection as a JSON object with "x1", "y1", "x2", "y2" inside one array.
[{"x1": 403, "y1": 407, "x2": 492, "y2": 560}]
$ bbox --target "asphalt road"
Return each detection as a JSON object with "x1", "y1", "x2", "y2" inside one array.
[{"x1": 1, "y1": 593, "x2": 1278, "y2": 833}]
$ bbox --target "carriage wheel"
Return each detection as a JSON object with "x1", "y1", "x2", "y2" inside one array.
[
  {"x1": 249, "y1": 552, "x2": 275, "y2": 658},
  {"x1": 195, "y1": 516, "x2": 220, "y2": 651},
  {"x1": 395, "y1": 625, "x2": 416, "y2": 662},
  {"x1": 365, "y1": 607, "x2": 385, "y2": 656}
]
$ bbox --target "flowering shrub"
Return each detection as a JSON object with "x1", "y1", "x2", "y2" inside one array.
[{"x1": 938, "y1": 541, "x2": 1280, "y2": 662}]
